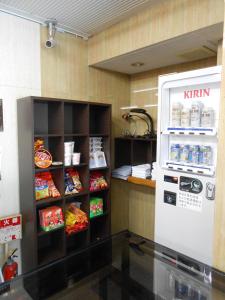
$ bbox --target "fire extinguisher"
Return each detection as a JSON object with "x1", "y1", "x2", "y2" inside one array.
[{"x1": 2, "y1": 249, "x2": 18, "y2": 281}]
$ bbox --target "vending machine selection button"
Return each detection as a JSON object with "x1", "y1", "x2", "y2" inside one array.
[{"x1": 164, "y1": 191, "x2": 177, "y2": 206}]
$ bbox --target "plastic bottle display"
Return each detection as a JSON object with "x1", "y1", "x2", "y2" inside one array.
[
  {"x1": 170, "y1": 144, "x2": 213, "y2": 166},
  {"x1": 180, "y1": 108, "x2": 190, "y2": 127},
  {"x1": 172, "y1": 102, "x2": 183, "y2": 127},
  {"x1": 171, "y1": 101, "x2": 215, "y2": 128},
  {"x1": 201, "y1": 108, "x2": 214, "y2": 127},
  {"x1": 190, "y1": 101, "x2": 202, "y2": 127}
]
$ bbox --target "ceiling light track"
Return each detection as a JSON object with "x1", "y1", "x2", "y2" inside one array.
[{"x1": 0, "y1": 8, "x2": 89, "y2": 40}]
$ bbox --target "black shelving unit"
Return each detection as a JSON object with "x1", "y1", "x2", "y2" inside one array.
[
  {"x1": 17, "y1": 96, "x2": 111, "y2": 273},
  {"x1": 114, "y1": 137, "x2": 156, "y2": 168}
]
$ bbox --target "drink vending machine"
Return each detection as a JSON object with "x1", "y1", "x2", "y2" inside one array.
[{"x1": 155, "y1": 66, "x2": 221, "y2": 266}]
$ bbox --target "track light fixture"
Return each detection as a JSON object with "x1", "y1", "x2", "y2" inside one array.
[{"x1": 45, "y1": 19, "x2": 57, "y2": 48}]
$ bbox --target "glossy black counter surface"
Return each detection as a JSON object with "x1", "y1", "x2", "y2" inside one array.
[{"x1": 1, "y1": 231, "x2": 225, "y2": 299}]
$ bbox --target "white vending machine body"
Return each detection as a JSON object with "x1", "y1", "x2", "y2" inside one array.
[{"x1": 155, "y1": 66, "x2": 221, "y2": 266}]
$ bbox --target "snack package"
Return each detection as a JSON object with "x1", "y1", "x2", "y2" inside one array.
[
  {"x1": 34, "y1": 138, "x2": 44, "y2": 151},
  {"x1": 89, "y1": 171, "x2": 108, "y2": 192},
  {"x1": 35, "y1": 174, "x2": 49, "y2": 200},
  {"x1": 39, "y1": 206, "x2": 64, "y2": 232},
  {"x1": 35, "y1": 172, "x2": 60, "y2": 200},
  {"x1": 65, "y1": 168, "x2": 83, "y2": 195},
  {"x1": 90, "y1": 197, "x2": 103, "y2": 218},
  {"x1": 65, "y1": 203, "x2": 88, "y2": 235}
]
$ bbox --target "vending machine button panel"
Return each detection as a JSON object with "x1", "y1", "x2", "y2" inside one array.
[
  {"x1": 164, "y1": 191, "x2": 177, "y2": 206},
  {"x1": 164, "y1": 175, "x2": 178, "y2": 184},
  {"x1": 180, "y1": 176, "x2": 203, "y2": 194}
]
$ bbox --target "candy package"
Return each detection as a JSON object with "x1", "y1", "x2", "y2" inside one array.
[
  {"x1": 89, "y1": 171, "x2": 108, "y2": 192},
  {"x1": 34, "y1": 138, "x2": 44, "y2": 151},
  {"x1": 35, "y1": 172, "x2": 60, "y2": 200},
  {"x1": 65, "y1": 168, "x2": 83, "y2": 195},
  {"x1": 39, "y1": 206, "x2": 64, "y2": 232},
  {"x1": 90, "y1": 197, "x2": 103, "y2": 218},
  {"x1": 65, "y1": 203, "x2": 88, "y2": 235}
]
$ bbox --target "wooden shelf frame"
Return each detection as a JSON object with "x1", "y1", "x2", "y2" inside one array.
[{"x1": 17, "y1": 96, "x2": 111, "y2": 273}]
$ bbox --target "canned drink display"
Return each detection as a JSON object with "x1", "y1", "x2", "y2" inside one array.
[
  {"x1": 190, "y1": 101, "x2": 202, "y2": 127},
  {"x1": 180, "y1": 108, "x2": 190, "y2": 127},
  {"x1": 188, "y1": 145, "x2": 200, "y2": 164},
  {"x1": 199, "y1": 146, "x2": 213, "y2": 165},
  {"x1": 172, "y1": 102, "x2": 183, "y2": 127},
  {"x1": 180, "y1": 144, "x2": 189, "y2": 162},
  {"x1": 170, "y1": 144, "x2": 180, "y2": 161},
  {"x1": 201, "y1": 107, "x2": 214, "y2": 128}
]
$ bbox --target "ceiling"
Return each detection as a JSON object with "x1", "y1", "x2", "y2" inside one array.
[
  {"x1": 94, "y1": 23, "x2": 223, "y2": 74},
  {"x1": 0, "y1": 0, "x2": 161, "y2": 38}
]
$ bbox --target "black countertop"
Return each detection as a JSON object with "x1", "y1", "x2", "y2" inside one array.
[{"x1": 1, "y1": 231, "x2": 225, "y2": 299}]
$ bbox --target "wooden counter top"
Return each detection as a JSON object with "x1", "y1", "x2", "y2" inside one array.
[{"x1": 127, "y1": 176, "x2": 156, "y2": 188}]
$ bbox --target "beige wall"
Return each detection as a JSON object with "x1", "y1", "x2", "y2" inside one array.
[{"x1": 88, "y1": 0, "x2": 223, "y2": 65}]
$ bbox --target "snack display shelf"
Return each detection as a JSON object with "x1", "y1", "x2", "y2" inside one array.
[
  {"x1": 64, "y1": 191, "x2": 89, "y2": 199},
  {"x1": 89, "y1": 187, "x2": 110, "y2": 194},
  {"x1": 35, "y1": 197, "x2": 63, "y2": 207},
  {"x1": 162, "y1": 127, "x2": 217, "y2": 136},
  {"x1": 35, "y1": 165, "x2": 63, "y2": 172},
  {"x1": 89, "y1": 166, "x2": 109, "y2": 171},
  {"x1": 89, "y1": 133, "x2": 109, "y2": 137},
  {"x1": 64, "y1": 133, "x2": 88, "y2": 137},
  {"x1": 38, "y1": 226, "x2": 65, "y2": 237},
  {"x1": 164, "y1": 161, "x2": 215, "y2": 176},
  {"x1": 66, "y1": 227, "x2": 88, "y2": 237},
  {"x1": 65, "y1": 163, "x2": 87, "y2": 168},
  {"x1": 90, "y1": 211, "x2": 109, "y2": 221},
  {"x1": 34, "y1": 134, "x2": 63, "y2": 138}
]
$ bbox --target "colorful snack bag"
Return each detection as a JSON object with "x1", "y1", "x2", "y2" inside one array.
[
  {"x1": 90, "y1": 197, "x2": 103, "y2": 218},
  {"x1": 89, "y1": 171, "x2": 108, "y2": 191},
  {"x1": 65, "y1": 168, "x2": 83, "y2": 195},
  {"x1": 65, "y1": 203, "x2": 88, "y2": 235},
  {"x1": 35, "y1": 173, "x2": 49, "y2": 200},
  {"x1": 35, "y1": 172, "x2": 60, "y2": 200}
]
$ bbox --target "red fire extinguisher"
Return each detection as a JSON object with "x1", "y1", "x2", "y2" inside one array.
[{"x1": 2, "y1": 249, "x2": 18, "y2": 281}]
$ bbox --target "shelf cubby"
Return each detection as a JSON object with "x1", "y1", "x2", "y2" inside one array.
[
  {"x1": 37, "y1": 228, "x2": 65, "y2": 266},
  {"x1": 89, "y1": 104, "x2": 111, "y2": 135},
  {"x1": 18, "y1": 96, "x2": 111, "y2": 273},
  {"x1": 34, "y1": 100, "x2": 63, "y2": 135},
  {"x1": 115, "y1": 137, "x2": 156, "y2": 168},
  {"x1": 64, "y1": 102, "x2": 89, "y2": 135},
  {"x1": 66, "y1": 230, "x2": 89, "y2": 254},
  {"x1": 64, "y1": 135, "x2": 89, "y2": 164}
]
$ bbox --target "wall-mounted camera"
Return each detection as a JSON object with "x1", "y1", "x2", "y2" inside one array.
[{"x1": 45, "y1": 19, "x2": 57, "y2": 49}]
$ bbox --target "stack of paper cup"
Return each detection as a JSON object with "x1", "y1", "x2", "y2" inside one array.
[
  {"x1": 72, "y1": 153, "x2": 81, "y2": 165},
  {"x1": 64, "y1": 142, "x2": 74, "y2": 166}
]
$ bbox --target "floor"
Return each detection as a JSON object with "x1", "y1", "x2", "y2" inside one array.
[{"x1": 1, "y1": 231, "x2": 225, "y2": 299}]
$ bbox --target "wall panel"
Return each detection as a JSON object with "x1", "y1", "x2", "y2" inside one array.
[{"x1": 88, "y1": 0, "x2": 223, "y2": 65}]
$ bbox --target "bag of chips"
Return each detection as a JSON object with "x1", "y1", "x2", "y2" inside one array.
[
  {"x1": 35, "y1": 173, "x2": 49, "y2": 200},
  {"x1": 89, "y1": 171, "x2": 108, "y2": 192},
  {"x1": 65, "y1": 203, "x2": 88, "y2": 235},
  {"x1": 35, "y1": 172, "x2": 60, "y2": 200},
  {"x1": 65, "y1": 168, "x2": 83, "y2": 195}
]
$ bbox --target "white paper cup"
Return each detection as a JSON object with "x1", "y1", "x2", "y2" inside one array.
[
  {"x1": 64, "y1": 142, "x2": 74, "y2": 154},
  {"x1": 64, "y1": 154, "x2": 72, "y2": 166},
  {"x1": 72, "y1": 153, "x2": 81, "y2": 165}
]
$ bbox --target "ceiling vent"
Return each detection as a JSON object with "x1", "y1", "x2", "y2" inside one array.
[{"x1": 177, "y1": 46, "x2": 216, "y2": 61}]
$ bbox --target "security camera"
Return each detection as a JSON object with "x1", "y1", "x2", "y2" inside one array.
[
  {"x1": 45, "y1": 38, "x2": 56, "y2": 49},
  {"x1": 45, "y1": 19, "x2": 57, "y2": 49}
]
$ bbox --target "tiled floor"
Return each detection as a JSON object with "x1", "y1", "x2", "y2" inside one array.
[{"x1": 1, "y1": 232, "x2": 225, "y2": 299}]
